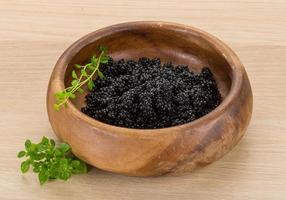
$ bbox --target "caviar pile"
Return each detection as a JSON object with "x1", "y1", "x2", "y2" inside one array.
[{"x1": 81, "y1": 57, "x2": 222, "y2": 129}]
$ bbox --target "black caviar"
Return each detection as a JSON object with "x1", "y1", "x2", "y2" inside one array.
[{"x1": 81, "y1": 57, "x2": 222, "y2": 129}]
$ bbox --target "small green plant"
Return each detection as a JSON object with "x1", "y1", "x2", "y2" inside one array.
[
  {"x1": 54, "y1": 46, "x2": 109, "y2": 111},
  {"x1": 17, "y1": 136, "x2": 87, "y2": 185}
]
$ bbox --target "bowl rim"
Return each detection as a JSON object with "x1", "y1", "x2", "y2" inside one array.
[{"x1": 51, "y1": 21, "x2": 243, "y2": 135}]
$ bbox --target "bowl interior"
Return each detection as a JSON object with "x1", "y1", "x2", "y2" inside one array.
[{"x1": 64, "y1": 24, "x2": 232, "y2": 111}]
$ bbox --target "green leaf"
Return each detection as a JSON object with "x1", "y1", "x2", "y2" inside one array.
[
  {"x1": 59, "y1": 143, "x2": 70, "y2": 153},
  {"x1": 78, "y1": 162, "x2": 87, "y2": 173},
  {"x1": 99, "y1": 45, "x2": 107, "y2": 53},
  {"x1": 81, "y1": 69, "x2": 88, "y2": 77},
  {"x1": 19, "y1": 137, "x2": 88, "y2": 185},
  {"x1": 59, "y1": 171, "x2": 71, "y2": 181},
  {"x1": 50, "y1": 139, "x2": 55, "y2": 147},
  {"x1": 77, "y1": 88, "x2": 84, "y2": 94},
  {"x1": 38, "y1": 170, "x2": 49, "y2": 185},
  {"x1": 87, "y1": 65, "x2": 95, "y2": 71},
  {"x1": 41, "y1": 136, "x2": 49, "y2": 145},
  {"x1": 91, "y1": 56, "x2": 98, "y2": 66},
  {"x1": 65, "y1": 87, "x2": 73, "y2": 93},
  {"x1": 60, "y1": 158, "x2": 68, "y2": 167},
  {"x1": 17, "y1": 151, "x2": 26, "y2": 158},
  {"x1": 97, "y1": 70, "x2": 104, "y2": 79},
  {"x1": 87, "y1": 80, "x2": 95, "y2": 91},
  {"x1": 21, "y1": 160, "x2": 30, "y2": 173},
  {"x1": 27, "y1": 144, "x2": 37, "y2": 155},
  {"x1": 72, "y1": 70, "x2": 78, "y2": 79},
  {"x1": 25, "y1": 140, "x2": 31, "y2": 150},
  {"x1": 71, "y1": 160, "x2": 80, "y2": 167},
  {"x1": 100, "y1": 55, "x2": 109, "y2": 64},
  {"x1": 75, "y1": 64, "x2": 82, "y2": 69},
  {"x1": 55, "y1": 149, "x2": 62, "y2": 157},
  {"x1": 71, "y1": 80, "x2": 78, "y2": 87},
  {"x1": 72, "y1": 160, "x2": 87, "y2": 174},
  {"x1": 33, "y1": 167, "x2": 40, "y2": 173},
  {"x1": 55, "y1": 92, "x2": 65, "y2": 100},
  {"x1": 53, "y1": 104, "x2": 60, "y2": 111},
  {"x1": 69, "y1": 93, "x2": 76, "y2": 99}
]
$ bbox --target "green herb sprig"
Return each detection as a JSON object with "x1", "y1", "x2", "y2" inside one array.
[
  {"x1": 54, "y1": 46, "x2": 109, "y2": 111},
  {"x1": 17, "y1": 137, "x2": 87, "y2": 185}
]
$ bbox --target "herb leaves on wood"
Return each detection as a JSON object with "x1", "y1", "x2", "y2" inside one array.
[{"x1": 17, "y1": 137, "x2": 87, "y2": 185}]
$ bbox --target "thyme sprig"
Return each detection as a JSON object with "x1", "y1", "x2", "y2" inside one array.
[{"x1": 54, "y1": 46, "x2": 109, "y2": 111}]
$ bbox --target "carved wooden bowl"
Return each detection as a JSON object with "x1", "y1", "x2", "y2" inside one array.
[{"x1": 47, "y1": 21, "x2": 253, "y2": 176}]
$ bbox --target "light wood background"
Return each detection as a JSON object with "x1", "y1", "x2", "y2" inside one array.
[{"x1": 0, "y1": 0, "x2": 286, "y2": 199}]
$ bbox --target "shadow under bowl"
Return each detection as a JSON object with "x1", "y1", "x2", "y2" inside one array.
[{"x1": 47, "y1": 21, "x2": 253, "y2": 176}]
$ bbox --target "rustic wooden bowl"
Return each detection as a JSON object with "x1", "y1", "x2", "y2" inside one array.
[{"x1": 47, "y1": 21, "x2": 253, "y2": 176}]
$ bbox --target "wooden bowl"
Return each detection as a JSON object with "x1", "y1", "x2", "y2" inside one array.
[{"x1": 47, "y1": 21, "x2": 253, "y2": 176}]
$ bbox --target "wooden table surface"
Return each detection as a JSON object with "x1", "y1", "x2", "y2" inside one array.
[{"x1": 1, "y1": 0, "x2": 286, "y2": 199}]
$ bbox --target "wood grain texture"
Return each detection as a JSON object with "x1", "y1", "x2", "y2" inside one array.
[{"x1": 0, "y1": 0, "x2": 285, "y2": 199}]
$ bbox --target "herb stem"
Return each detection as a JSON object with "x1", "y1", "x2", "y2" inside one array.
[
  {"x1": 53, "y1": 47, "x2": 107, "y2": 111},
  {"x1": 71, "y1": 51, "x2": 104, "y2": 94}
]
